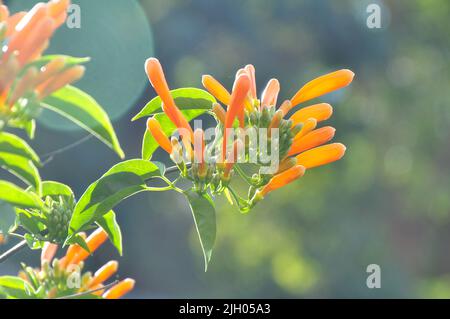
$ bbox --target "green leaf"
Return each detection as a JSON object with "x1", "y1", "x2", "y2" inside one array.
[
  {"x1": 7, "y1": 118, "x2": 36, "y2": 139},
  {"x1": 65, "y1": 233, "x2": 90, "y2": 253},
  {"x1": 185, "y1": 190, "x2": 216, "y2": 272},
  {"x1": 23, "y1": 55, "x2": 90, "y2": 73},
  {"x1": 41, "y1": 85, "x2": 125, "y2": 159},
  {"x1": 97, "y1": 210, "x2": 122, "y2": 255},
  {"x1": 0, "y1": 201, "x2": 16, "y2": 233},
  {"x1": 0, "y1": 132, "x2": 40, "y2": 163},
  {"x1": 0, "y1": 181, "x2": 42, "y2": 209},
  {"x1": 0, "y1": 152, "x2": 41, "y2": 190},
  {"x1": 141, "y1": 109, "x2": 206, "y2": 160},
  {"x1": 0, "y1": 276, "x2": 35, "y2": 299},
  {"x1": 41, "y1": 181, "x2": 74, "y2": 201},
  {"x1": 132, "y1": 88, "x2": 216, "y2": 121},
  {"x1": 69, "y1": 159, "x2": 162, "y2": 234},
  {"x1": 15, "y1": 209, "x2": 44, "y2": 235}
]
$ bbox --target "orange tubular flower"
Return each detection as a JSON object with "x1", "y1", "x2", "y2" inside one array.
[
  {"x1": 69, "y1": 228, "x2": 108, "y2": 265},
  {"x1": 290, "y1": 103, "x2": 333, "y2": 126},
  {"x1": 290, "y1": 69, "x2": 355, "y2": 110},
  {"x1": 295, "y1": 117, "x2": 317, "y2": 138},
  {"x1": 296, "y1": 143, "x2": 347, "y2": 169},
  {"x1": 193, "y1": 128, "x2": 207, "y2": 176},
  {"x1": 202, "y1": 75, "x2": 231, "y2": 106},
  {"x1": 147, "y1": 117, "x2": 173, "y2": 154},
  {"x1": 261, "y1": 78, "x2": 280, "y2": 108},
  {"x1": 145, "y1": 58, "x2": 193, "y2": 141},
  {"x1": 212, "y1": 103, "x2": 226, "y2": 125},
  {"x1": 288, "y1": 126, "x2": 336, "y2": 156},
  {"x1": 103, "y1": 278, "x2": 135, "y2": 299},
  {"x1": 222, "y1": 74, "x2": 250, "y2": 159},
  {"x1": 41, "y1": 242, "x2": 58, "y2": 267},
  {"x1": 260, "y1": 165, "x2": 306, "y2": 197},
  {"x1": 89, "y1": 261, "x2": 119, "y2": 289},
  {"x1": 245, "y1": 64, "x2": 257, "y2": 100},
  {"x1": 36, "y1": 65, "x2": 85, "y2": 99}
]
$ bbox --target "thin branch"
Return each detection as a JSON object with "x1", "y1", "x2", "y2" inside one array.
[
  {"x1": 0, "y1": 239, "x2": 27, "y2": 264},
  {"x1": 56, "y1": 280, "x2": 119, "y2": 299},
  {"x1": 41, "y1": 135, "x2": 94, "y2": 166}
]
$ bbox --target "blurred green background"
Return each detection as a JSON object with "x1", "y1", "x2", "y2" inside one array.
[{"x1": 2, "y1": 0, "x2": 450, "y2": 298}]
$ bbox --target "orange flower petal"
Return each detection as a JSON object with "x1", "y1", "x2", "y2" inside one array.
[
  {"x1": 47, "y1": 0, "x2": 70, "y2": 19},
  {"x1": 89, "y1": 261, "x2": 118, "y2": 288},
  {"x1": 288, "y1": 126, "x2": 336, "y2": 156},
  {"x1": 261, "y1": 78, "x2": 280, "y2": 108},
  {"x1": 70, "y1": 229, "x2": 108, "y2": 265},
  {"x1": 103, "y1": 278, "x2": 135, "y2": 299},
  {"x1": 291, "y1": 69, "x2": 354, "y2": 107},
  {"x1": 0, "y1": 5, "x2": 9, "y2": 22},
  {"x1": 294, "y1": 117, "x2": 317, "y2": 139},
  {"x1": 4, "y1": 3, "x2": 48, "y2": 61},
  {"x1": 245, "y1": 64, "x2": 257, "y2": 99},
  {"x1": 262, "y1": 165, "x2": 305, "y2": 196},
  {"x1": 296, "y1": 143, "x2": 346, "y2": 169},
  {"x1": 37, "y1": 65, "x2": 84, "y2": 98},
  {"x1": 147, "y1": 117, "x2": 173, "y2": 154},
  {"x1": 193, "y1": 128, "x2": 205, "y2": 167},
  {"x1": 41, "y1": 243, "x2": 58, "y2": 267},
  {"x1": 212, "y1": 103, "x2": 226, "y2": 124},
  {"x1": 5, "y1": 12, "x2": 26, "y2": 37},
  {"x1": 223, "y1": 74, "x2": 250, "y2": 159},
  {"x1": 290, "y1": 103, "x2": 333, "y2": 126},
  {"x1": 202, "y1": 74, "x2": 231, "y2": 106},
  {"x1": 145, "y1": 58, "x2": 193, "y2": 140}
]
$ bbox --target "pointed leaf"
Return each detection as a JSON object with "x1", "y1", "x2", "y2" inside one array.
[
  {"x1": 41, "y1": 181, "x2": 74, "y2": 201},
  {"x1": 0, "y1": 181, "x2": 42, "y2": 209},
  {"x1": 0, "y1": 201, "x2": 16, "y2": 233},
  {"x1": 97, "y1": 210, "x2": 122, "y2": 255},
  {"x1": 185, "y1": 190, "x2": 216, "y2": 271},
  {"x1": 132, "y1": 88, "x2": 216, "y2": 121},
  {"x1": 0, "y1": 132, "x2": 40, "y2": 163},
  {"x1": 0, "y1": 152, "x2": 41, "y2": 190},
  {"x1": 69, "y1": 160, "x2": 162, "y2": 234},
  {"x1": 0, "y1": 276, "x2": 35, "y2": 299},
  {"x1": 41, "y1": 85, "x2": 124, "y2": 159}
]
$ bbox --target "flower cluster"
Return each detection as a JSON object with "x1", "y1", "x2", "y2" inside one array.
[
  {"x1": 144, "y1": 58, "x2": 354, "y2": 212},
  {"x1": 0, "y1": 0, "x2": 84, "y2": 124},
  {"x1": 18, "y1": 228, "x2": 134, "y2": 299}
]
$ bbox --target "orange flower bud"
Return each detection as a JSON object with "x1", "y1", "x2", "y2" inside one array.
[
  {"x1": 223, "y1": 139, "x2": 243, "y2": 178},
  {"x1": 41, "y1": 243, "x2": 58, "y2": 267},
  {"x1": 5, "y1": 12, "x2": 26, "y2": 37},
  {"x1": 103, "y1": 278, "x2": 135, "y2": 299},
  {"x1": 223, "y1": 74, "x2": 250, "y2": 159},
  {"x1": 8, "y1": 67, "x2": 38, "y2": 106},
  {"x1": 202, "y1": 75, "x2": 231, "y2": 106},
  {"x1": 294, "y1": 117, "x2": 317, "y2": 139},
  {"x1": 260, "y1": 165, "x2": 305, "y2": 196},
  {"x1": 147, "y1": 117, "x2": 172, "y2": 154},
  {"x1": 278, "y1": 100, "x2": 292, "y2": 117},
  {"x1": 296, "y1": 143, "x2": 346, "y2": 169},
  {"x1": 35, "y1": 57, "x2": 66, "y2": 86},
  {"x1": 48, "y1": 0, "x2": 70, "y2": 19},
  {"x1": 4, "y1": 3, "x2": 48, "y2": 61},
  {"x1": 288, "y1": 126, "x2": 336, "y2": 156},
  {"x1": 193, "y1": 129, "x2": 206, "y2": 174},
  {"x1": 0, "y1": 5, "x2": 9, "y2": 22},
  {"x1": 261, "y1": 78, "x2": 280, "y2": 108},
  {"x1": 212, "y1": 103, "x2": 226, "y2": 125},
  {"x1": 276, "y1": 157, "x2": 298, "y2": 174},
  {"x1": 89, "y1": 261, "x2": 118, "y2": 288},
  {"x1": 17, "y1": 16, "x2": 55, "y2": 65},
  {"x1": 59, "y1": 232, "x2": 86, "y2": 268},
  {"x1": 291, "y1": 69, "x2": 354, "y2": 107},
  {"x1": 145, "y1": 58, "x2": 193, "y2": 140},
  {"x1": 245, "y1": 64, "x2": 257, "y2": 99},
  {"x1": 290, "y1": 103, "x2": 333, "y2": 126},
  {"x1": 70, "y1": 229, "x2": 108, "y2": 265},
  {"x1": 268, "y1": 110, "x2": 283, "y2": 137},
  {"x1": 37, "y1": 65, "x2": 85, "y2": 98}
]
